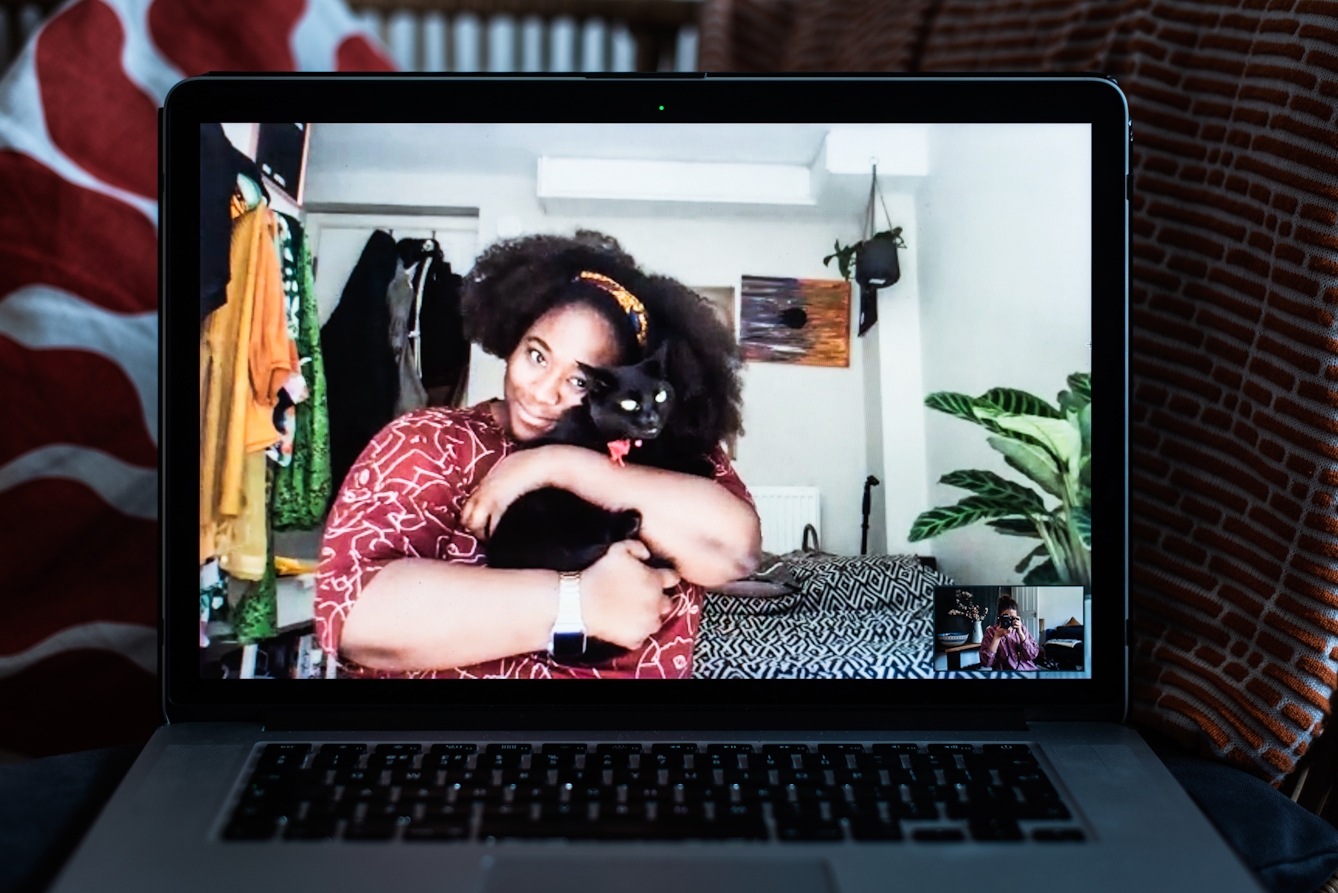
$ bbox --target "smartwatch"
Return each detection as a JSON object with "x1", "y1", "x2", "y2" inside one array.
[{"x1": 548, "y1": 571, "x2": 587, "y2": 657}]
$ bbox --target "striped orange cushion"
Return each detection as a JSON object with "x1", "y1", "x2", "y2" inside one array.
[{"x1": 701, "y1": 0, "x2": 1338, "y2": 786}]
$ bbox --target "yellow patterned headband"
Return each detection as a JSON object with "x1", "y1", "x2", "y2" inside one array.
[{"x1": 577, "y1": 271, "x2": 649, "y2": 348}]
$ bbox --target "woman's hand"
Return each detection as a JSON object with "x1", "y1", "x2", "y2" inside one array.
[
  {"x1": 462, "y1": 446, "x2": 592, "y2": 539},
  {"x1": 581, "y1": 540, "x2": 681, "y2": 650}
]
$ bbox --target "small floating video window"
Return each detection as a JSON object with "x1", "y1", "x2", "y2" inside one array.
[{"x1": 933, "y1": 586, "x2": 1086, "y2": 675}]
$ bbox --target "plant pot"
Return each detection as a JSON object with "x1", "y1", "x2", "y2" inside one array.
[
  {"x1": 855, "y1": 234, "x2": 901, "y2": 288},
  {"x1": 970, "y1": 620, "x2": 984, "y2": 644}
]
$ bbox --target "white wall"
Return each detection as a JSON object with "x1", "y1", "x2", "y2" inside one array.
[
  {"x1": 914, "y1": 124, "x2": 1092, "y2": 584},
  {"x1": 303, "y1": 166, "x2": 915, "y2": 556}
]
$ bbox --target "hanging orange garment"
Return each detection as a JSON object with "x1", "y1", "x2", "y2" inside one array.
[{"x1": 200, "y1": 201, "x2": 298, "y2": 564}]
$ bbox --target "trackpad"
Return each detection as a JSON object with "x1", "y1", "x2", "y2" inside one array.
[{"x1": 480, "y1": 856, "x2": 836, "y2": 893}]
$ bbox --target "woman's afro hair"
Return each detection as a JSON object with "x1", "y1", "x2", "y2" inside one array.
[{"x1": 461, "y1": 230, "x2": 743, "y2": 456}]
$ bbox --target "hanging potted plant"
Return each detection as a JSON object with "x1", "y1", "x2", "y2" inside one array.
[
  {"x1": 823, "y1": 164, "x2": 905, "y2": 335},
  {"x1": 908, "y1": 373, "x2": 1092, "y2": 588}
]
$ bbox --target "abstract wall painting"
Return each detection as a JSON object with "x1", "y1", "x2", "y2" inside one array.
[{"x1": 738, "y1": 276, "x2": 850, "y2": 367}]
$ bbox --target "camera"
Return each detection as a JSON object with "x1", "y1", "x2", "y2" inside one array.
[{"x1": 999, "y1": 615, "x2": 1015, "y2": 630}]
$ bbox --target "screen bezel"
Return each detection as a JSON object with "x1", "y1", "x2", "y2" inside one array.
[{"x1": 163, "y1": 74, "x2": 1129, "y2": 725}]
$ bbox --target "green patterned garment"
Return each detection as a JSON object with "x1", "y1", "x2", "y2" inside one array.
[
  {"x1": 233, "y1": 469, "x2": 278, "y2": 645},
  {"x1": 272, "y1": 221, "x2": 333, "y2": 530}
]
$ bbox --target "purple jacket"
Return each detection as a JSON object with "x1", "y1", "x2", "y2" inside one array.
[{"x1": 978, "y1": 624, "x2": 1040, "y2": 671}]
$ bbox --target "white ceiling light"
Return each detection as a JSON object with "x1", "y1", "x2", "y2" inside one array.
[{"x1": 537, "y1": 157, "x2": 815, "y2": 205}]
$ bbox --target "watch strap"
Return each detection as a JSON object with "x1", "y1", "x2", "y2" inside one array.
[{"x1": 549, "y1": 571, "x2": 586, "y2": 657}]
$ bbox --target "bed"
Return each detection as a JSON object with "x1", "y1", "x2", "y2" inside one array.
[{"x1": 696, "y1": 552, "x2": 947, "y2": 679}]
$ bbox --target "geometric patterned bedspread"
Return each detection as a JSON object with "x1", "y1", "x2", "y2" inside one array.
[{"x1": 697, "y1": 553, "x2": 953, "y2": 679}]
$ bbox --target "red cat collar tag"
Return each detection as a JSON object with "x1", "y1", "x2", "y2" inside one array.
[{"x1": 606, "y1": 439, "x2": 643, "y2": 466}]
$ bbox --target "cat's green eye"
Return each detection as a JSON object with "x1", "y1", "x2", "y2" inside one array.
[
  {"x1": 619, "y1": 399, "x2": 638, "y2": 411},
  {"x1": 654, "y1": 390, "x2": 667, "y2": 403}
]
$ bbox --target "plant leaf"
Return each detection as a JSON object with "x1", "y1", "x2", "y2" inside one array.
[
  {"x1": 986, "y1": 436, "x2": 1065, "y2": 499},
  {"x1": 993, "y1": 415, "x2": 1083, "y2": 468},
  {"x1": 1068, "y1": 372, "x2": 1091, "y2": 403},
  {"x1": 1014, "y1": 543, "x2": 1050, "y2": 574},
  {"x1": 925, "y1": 391, "x2": 983, "y2": 425},
  {"x1": 1073, "y1": 505, "x2": 1092, "y2": 549},
  {"x1": 1023, "y1": 559, "x2": 1062, "y2": 585},
  {"x1": 939, "y1": 469, "x2": 1046, "y2": 511},
  {"x1": 908, "y1": 495, "x2": 1031, "y2": 542},
  {"x1": 975, "y1": 388, "x2": 1062, "y2": 419},
  {"x1": 988, "y1": 518, "x2": 1043, "y2": 538}
]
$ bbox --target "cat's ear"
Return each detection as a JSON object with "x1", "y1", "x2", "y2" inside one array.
[
  {"x1": 644, "y1": 340, "x2": 670, "y2": 374},
  {"x1": 577, "y1": 361, "x2": 616, "y2": 395}
]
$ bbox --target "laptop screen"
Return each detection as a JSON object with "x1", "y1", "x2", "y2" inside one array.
[{"x1": 197, "y1": 118, "x2": 1097, "y2": 685}]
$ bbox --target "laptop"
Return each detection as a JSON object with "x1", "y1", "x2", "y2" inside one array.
[{"x1": 48, "y1": 74, "x2": 1263, "y2": 892}]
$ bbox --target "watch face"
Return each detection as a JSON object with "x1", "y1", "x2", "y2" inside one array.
[{"x1": 551, "y1": 631, "x2": 587, "y2": 658}]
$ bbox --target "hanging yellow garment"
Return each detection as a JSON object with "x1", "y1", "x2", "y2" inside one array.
[{"x1": 200, "y1": 202, "x2": 298, "y2": 566}]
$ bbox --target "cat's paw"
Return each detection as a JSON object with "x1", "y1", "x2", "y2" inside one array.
[{"x1": 613, "y1": 509, "x2": 642, "y2": 541}]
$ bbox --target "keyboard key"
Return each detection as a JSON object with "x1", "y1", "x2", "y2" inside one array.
[
  {"x1": 928, "y1": 743, "x2": 975, "y2": 754},
  {"x1": 1033, "y1": 827, "x2": 1085, "y2": 842},
  {"x1": 969, "y1": 817, "x2": 1024, "y2": 841},
  {"x1": 849, "y1": 818, "x2": 902, "y2": 841},
  {"x1": 486, "y1": 743, "x2": 533, "y2": 755},
  {"x1": 651, "y1": 743, "x2": 697, "y2": 755},
  {"x1": 333, "y1": 767, "x2": 377, "y2": 785},
  {"x1": 430, "y1": 743, "x2": 477, "y2": 755},
  {"x1": 312, "y1": 751, "x2": 362, "y2": 770},
  {"x1": 775, "y1": 819, "x2": 843, "y2": 842},
  {"x1": 912, "y1": 827, "x2": 965, "y2": 842},
  {"x1": 262, "y1": 743, "x2": 310, "y2": 758},
  {"x1": 374, "y1": 743, "x2": 422, "y2": 755},
  {"x1": 706, "y1": 744, "x2": 754, "y2": 754},
  {"x1": 818, "y1": 743, "x2": 865, "y2": 755},
  {"x1": 367, "y1": 752, "x2": 416, "y2": 766},
  {"x1": 983, "y1": 743, "x2": 1033, "y2": 756},
  {"x1": 872, "y1": 744, "x2": 920, "y2": 755},
  {"x1": 1016, "y1": 802, "x2": 1072, "y2": 821},
  {"x1": 763, "y1": 744, "x2": 809, "y2": 754},
  {"x1": 321, "y1": 743, "x2": 367, "y2": 754}
]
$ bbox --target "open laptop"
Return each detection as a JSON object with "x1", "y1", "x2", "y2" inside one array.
[{"x1": 48, "y1": 74, "x2": 1263, "y2": 892}]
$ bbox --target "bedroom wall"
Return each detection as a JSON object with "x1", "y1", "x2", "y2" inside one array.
[
  {"x1": 913, "y1": 124, "x2": 1093, "y2": 585},
  {"x1": 304, "y1": 165, "x2": 925, "y2": 557}
]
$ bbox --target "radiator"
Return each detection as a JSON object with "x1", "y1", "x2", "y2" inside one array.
[{"x1": 750, "y1": 486, "x2": 821, "y2": 555}]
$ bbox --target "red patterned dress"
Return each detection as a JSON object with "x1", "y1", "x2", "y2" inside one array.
[{"x1": 314, "y1": 402, "x2": 752, "y2": 679}]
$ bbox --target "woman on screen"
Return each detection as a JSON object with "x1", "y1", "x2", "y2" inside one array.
[
  {"x1": 978, "y1": 594, "x2": 1040, "y2": 671},
  {"x1": 314, "y1": 231, "x2": 758, "y2": 679}
]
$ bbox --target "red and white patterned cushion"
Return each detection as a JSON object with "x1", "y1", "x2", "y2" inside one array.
[{"x1": 0, "y1": 0, "x2": 393, "y2": 757}]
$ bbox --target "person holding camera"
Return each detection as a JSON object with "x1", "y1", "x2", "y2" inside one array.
[{"x1": 979, "y1": 594, "x2": 1039, "y2": 671}]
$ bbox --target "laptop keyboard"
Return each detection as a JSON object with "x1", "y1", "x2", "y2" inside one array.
[{"x1": 223, "y1": 741, "x2": 1082, "y2": 844}]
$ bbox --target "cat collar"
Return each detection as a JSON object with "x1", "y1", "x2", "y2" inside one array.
[
  {"x1": 606, "y1": 439, "x2": 643, "y2": 466},
  {"x1": 577, "y1": 271, "x2": 649, "y2": 348}
]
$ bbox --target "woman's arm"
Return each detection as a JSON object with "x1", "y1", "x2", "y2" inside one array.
[
  {"x1": 340, "y1": 541, "x2": 681, "y2": 671},
  {"x1": 463, "y1": 445, "x2": 761, "y2": 588},
  {"x1": 1019, "y1": 628, "x2": 1040, "y2": 662},
  {"x1": 977, "y1": 627, "x2": 1001, "y2": 668},
  {"x1": 341, "y1": 560, "x2": 559, "y2": 670}
]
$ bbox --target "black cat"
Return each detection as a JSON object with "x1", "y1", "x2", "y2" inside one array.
[
  {"x1": 487, "y1": 342, "x2": 706, "y2": 572},
  {"x1": 485, "y1": 343, "x2": 710, "y2": 663}
]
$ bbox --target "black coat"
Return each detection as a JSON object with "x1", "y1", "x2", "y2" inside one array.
[{"x1": 321, "y1": 230, "x2": 401, "y2": 491}]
